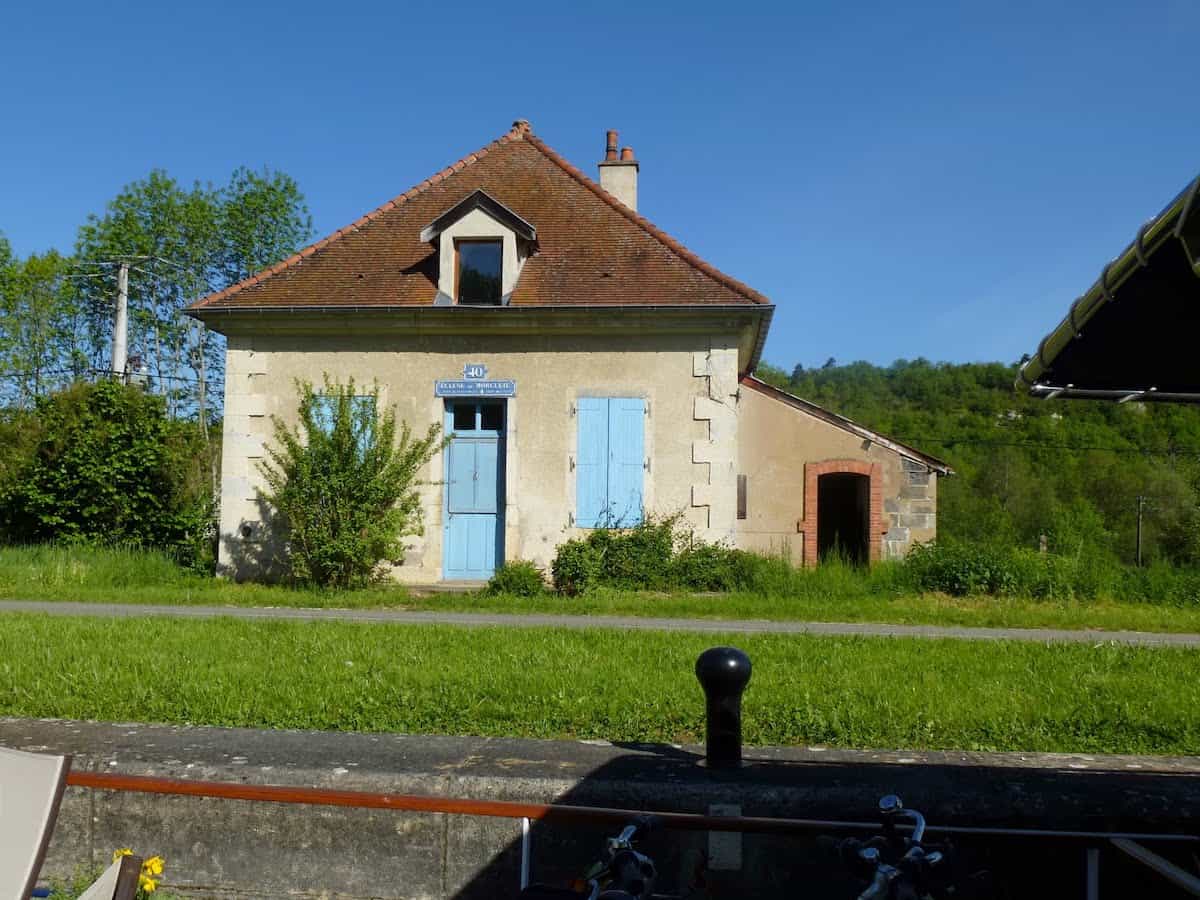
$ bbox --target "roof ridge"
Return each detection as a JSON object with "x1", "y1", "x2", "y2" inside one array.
[
  {"x1": 188, "y1": 121, "x2": 532, "y2": 310},
  {"x1": 522, "y1": 133, "x2": 769, "y2": 305}
]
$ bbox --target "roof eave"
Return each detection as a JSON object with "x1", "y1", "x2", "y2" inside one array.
[{"x1": 1016, "y1": 173, "x2": 1200, "y2": 394}]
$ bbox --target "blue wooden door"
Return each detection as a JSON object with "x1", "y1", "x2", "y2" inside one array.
[{"x1": 444, "y1": 402, "x2": 505, "y2": 580}]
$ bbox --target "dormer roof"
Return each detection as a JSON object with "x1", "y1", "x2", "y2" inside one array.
[
  {"x1": 185, "y1": 120, "x2": 770, "y2": 312},
  {"x1": 419, "y1": 189, "x2": 536, "y2": 244}
]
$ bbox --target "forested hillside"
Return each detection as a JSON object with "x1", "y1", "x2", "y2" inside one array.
[{"x1": 755, "y1": 360, "x2": 1200, "y2": 567}]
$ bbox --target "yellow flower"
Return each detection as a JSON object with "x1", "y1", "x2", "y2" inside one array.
[
  {"x1": 112, "y1": 848, "x2": 133, "y2": 863},
  {"x1": 143, "y1": 856, "x2": 165, "y2": 876},
  {"x1": 139, "y1": 874, "x2": 158, "y2": 893}
]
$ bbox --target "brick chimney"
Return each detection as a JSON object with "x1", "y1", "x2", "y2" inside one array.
[{"x1": 598, "y1": 129, "x2": 638, "y2": 212}]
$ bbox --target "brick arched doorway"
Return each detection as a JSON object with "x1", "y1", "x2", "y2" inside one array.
[{"x1": 800, "y1": 460, "x2": 883, "y2": 566}]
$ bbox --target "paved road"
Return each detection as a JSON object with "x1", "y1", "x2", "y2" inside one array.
[{"x1": 1, "y1": 599, "x2": 1198, "y2": 646}]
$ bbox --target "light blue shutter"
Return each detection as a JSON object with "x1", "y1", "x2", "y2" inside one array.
[
  {"x1": 576, "y1": 398, "x2": 609, "y2": 527},
  {"x1": 354, "y1": 396, "x2": 376, "y2": 454},
  {"x1": 311, "y1": 394, "x2": 337, "y2": 436},
  {"x1": 607, "y1": 398, "x2": 645, "y2": 526}
]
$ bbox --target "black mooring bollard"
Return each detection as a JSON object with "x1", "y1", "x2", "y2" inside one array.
[{"x1": 695, "y1": 646, "x2": 752, "y2": 768}]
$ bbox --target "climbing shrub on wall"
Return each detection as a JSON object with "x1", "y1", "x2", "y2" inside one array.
[{"x1": 259, "y1": 379, "x2": 445, "y2": 588}]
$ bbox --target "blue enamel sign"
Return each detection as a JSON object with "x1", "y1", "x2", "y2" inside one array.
[{"x1": 436, "y1": 364, "x2": 515, "y2": 397}]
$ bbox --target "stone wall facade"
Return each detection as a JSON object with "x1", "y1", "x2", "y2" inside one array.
[
  {"x1": 884, "y1": 458, "x2": 939, "y2": 559},
  {"x1": 217, "y1": 314, "x2": 744, "y2": 583},
  {"x1": 216, "y1": 313, "x2": 943, "y2": 582}
]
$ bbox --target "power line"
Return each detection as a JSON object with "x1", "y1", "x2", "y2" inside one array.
[
  {"x1": 0, "y1": 368, "x2": 223, "y2": 386},
  {"x1": 893, "y1": 436, "x2": 1200, "y2": 457}
]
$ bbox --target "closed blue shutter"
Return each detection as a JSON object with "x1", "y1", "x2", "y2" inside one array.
[
  {"x1": 576, "y1": 397, "x2": 645, "y2": 528},
  {"x1": 311, "y1": 394, "x2": 337, "y2": 436},
  {"x1": 576, "y1": 398, "x2": 609, "y2": 527},
  {"x1": 312, "y1": 395, "x2": 374, "y2": 454},
  {"x1": 607, "y1": 398, "x2": 645, "y2": 526},
  {"x1": 354, "y1": 396, "x2": 376, "y2": 453}
]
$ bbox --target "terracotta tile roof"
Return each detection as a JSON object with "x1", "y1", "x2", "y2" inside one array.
[{"x1": 187, "y1": 121, "x2": 768, "y2": 312}]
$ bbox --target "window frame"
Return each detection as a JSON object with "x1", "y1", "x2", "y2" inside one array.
[
  {"x1": 447, "y1": 399, "x2": 505, "y2": 436},
  {"x1": 454, "y1": 237, "x2": 504, "y2": 305}
]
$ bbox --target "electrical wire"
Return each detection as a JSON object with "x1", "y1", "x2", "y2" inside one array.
[
  {"x1": 0, "y1": 368, "x2": 222, "y2": 386},
  {"x1": 891, "y1": 436, "x2": 1200, "y2": 458}
]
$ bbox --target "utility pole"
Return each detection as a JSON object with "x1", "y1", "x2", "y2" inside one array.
[
  {"x1": 1136, "y1": 494, "x2": 1145, "y2": 567},
  {"x1": 195, "y1": 320, "x2": 208, "y2": 441},
  {"x1": 111, "y1": 262, "x2": 129, "y2": 380}
]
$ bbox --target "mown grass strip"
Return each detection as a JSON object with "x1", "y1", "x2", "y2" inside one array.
[
  {"x1": 409, "y1": 588, "x2": 1200, "y2": 634},
  {"x1": 6, "y1": 544, "x2": 1200, "y2": 635},
  {"x1": 1, "y1": 613, "x2": 1197, "y2": 754}
]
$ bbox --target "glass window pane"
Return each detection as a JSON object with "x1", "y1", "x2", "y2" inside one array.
[
  {"x1": 457, "y1": 241, "x2": 502, "y2": 304},
  {"x1": 452, "y1": 403, "x2": 476, "y2": 431},
  {"x1": 480, "y1": 402, "x2": 504, "y2": 431}
]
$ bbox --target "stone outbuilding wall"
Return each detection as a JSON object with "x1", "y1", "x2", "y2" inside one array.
[
  {"x1": 885, "y1": 458, "x2": 938, "y2": 558},
  {"x1": 736, "y1": 377, "x2": 946, "y2": 563}
]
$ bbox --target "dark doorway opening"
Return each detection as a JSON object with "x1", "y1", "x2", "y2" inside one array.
[{"x1": 817, "y1": 472, "x2": 870, "y2": 565}]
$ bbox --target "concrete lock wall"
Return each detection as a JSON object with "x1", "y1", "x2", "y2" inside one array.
[
  {"x1": 16, "y1": 718, "x2": 1200, "y2": 900},
  {"x1": 219, "y1": 329, "x2": 742, "y2": 582},
  {"x1": 736, "y1": 385, "x2": 937, "y2": 562}
]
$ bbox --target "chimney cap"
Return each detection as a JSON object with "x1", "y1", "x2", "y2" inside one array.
[
  {"x1": 605, "y1": 129, "x2": 619, "y2": 161},
  {"x1": 620, "y1": 147, "x2": 635, "y2": 161}
]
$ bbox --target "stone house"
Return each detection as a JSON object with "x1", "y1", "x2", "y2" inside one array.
[{"x1": 187, "y1": 121, "x2": 950, "y2": 582}]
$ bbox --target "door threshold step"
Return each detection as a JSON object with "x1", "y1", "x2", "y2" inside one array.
[{"x1": 407, "y1": 581, "x2": 487, "y2": 596}]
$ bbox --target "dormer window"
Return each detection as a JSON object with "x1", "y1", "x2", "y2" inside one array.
[
  {"x1": 456, "y1": 239, "x2": 503, "y2": 304},
  {"x1": 421, "y1": 190, "x2": 536, "y2": 306}
]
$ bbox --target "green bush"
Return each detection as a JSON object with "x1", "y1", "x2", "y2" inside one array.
[
  {"x1": 551, "y1": 516, "x2": 680, "y2": 594},
  {"x1": 904, "y1": 540, "x2": 1126, "y2": 601},
  {"x1": 259, "y1": 378, "x2": 445, "y2": 588},
  {"x1": 550, "y1": 535, "x2": 602, "y2": 595},
  {"x1": 486, "y1": 560, "x2": 547, "y2": 596},
  {"x1": 670, "y1": 541, "x2": 762, "y2": 591},
  {"x1": 0, "y1": 380, "x2": 214, "y2": 569},
  {"x1": 551, "y1": 516, "x2": 766, "y2": 594},
  {"x1": 1115, "y1": 563, "x2": 1200, "y2": 606},
  {"x1": 905, "y1": 541, "x2": 1020, "y2": 596}
]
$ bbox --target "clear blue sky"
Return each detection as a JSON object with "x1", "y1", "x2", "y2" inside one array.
[{"x1": 2, "y1": 0, "x2": 1197, "y2": 371}]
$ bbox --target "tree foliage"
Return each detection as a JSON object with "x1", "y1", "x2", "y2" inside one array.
[
  {"x1": 72, "y1": 166, "x2": 312, "y2": 418},
  {"x1": 0, "y1": 380, "x2": 214, "y2": 566},
  {"x1": 756, "y1": 358, "x2": 1200, "y2": 566},
  {"x1": 0, "y1": 238, "x2": 90, "y2": 404},
  {"x1": 259, "y1": 379, "x2": 446, "y2": 588},
  {"x1": 1, "y1": 167, "x2": 312, "y2": 415}
]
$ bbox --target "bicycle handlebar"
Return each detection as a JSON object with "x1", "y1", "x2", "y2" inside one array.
[{"x1": 823, "y1": 795, "x2": 949, "y2": 900}]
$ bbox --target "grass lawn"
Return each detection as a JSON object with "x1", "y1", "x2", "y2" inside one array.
[
  {"x1": 6, "y1": 544, "x2": 1200, "y2": 635},
  {"x1": 1, "y1": 613, "x2": 1197, "y2": 754}
]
